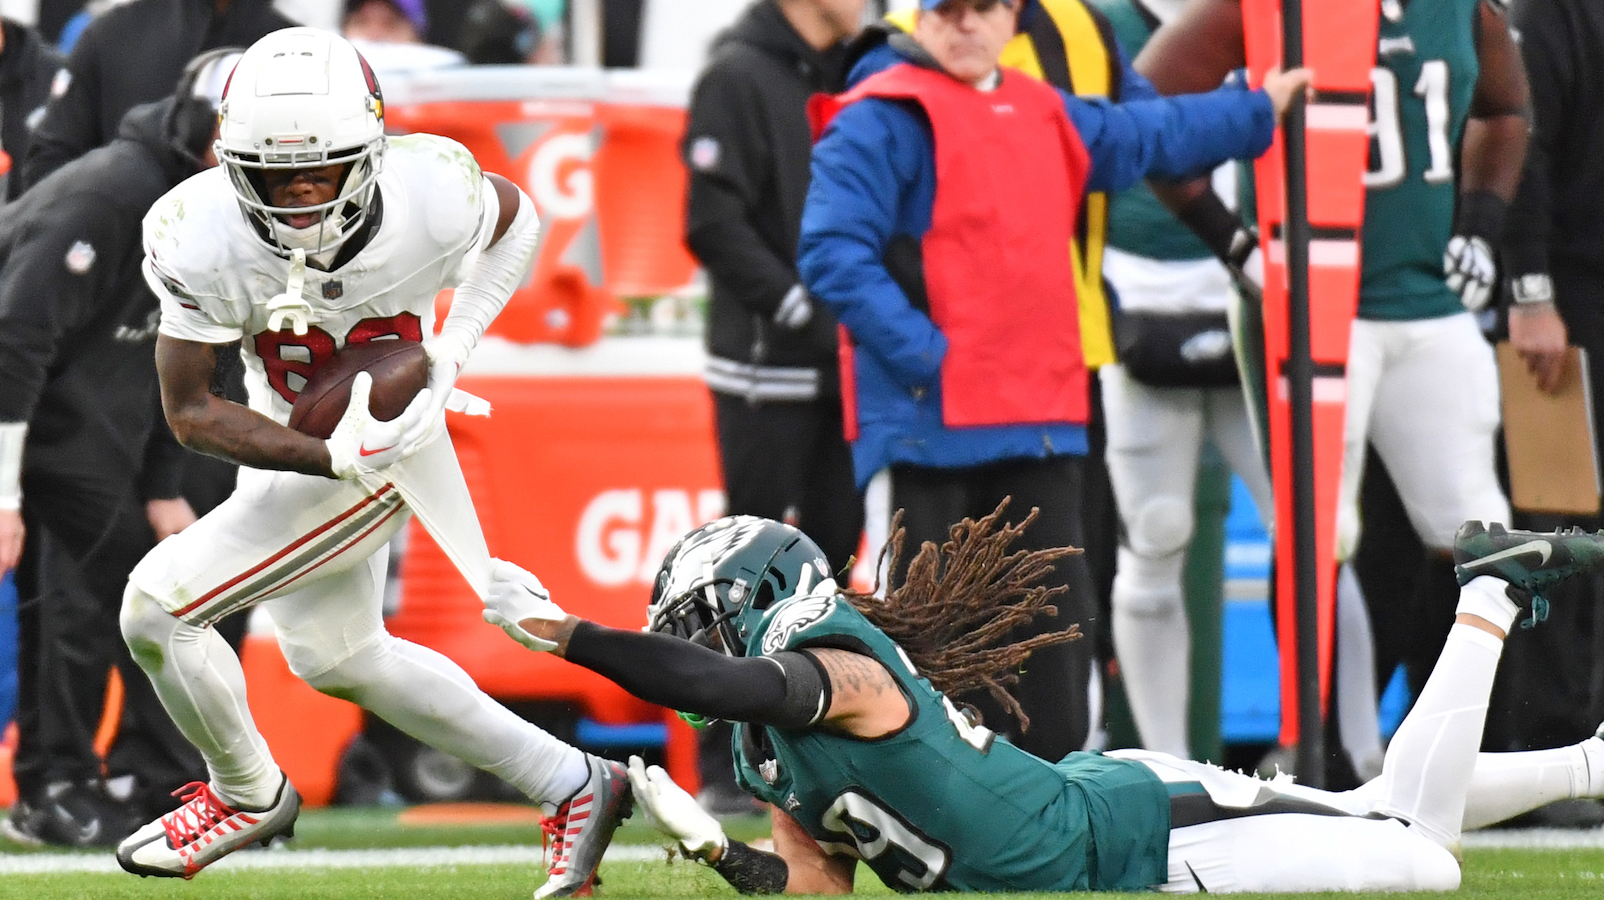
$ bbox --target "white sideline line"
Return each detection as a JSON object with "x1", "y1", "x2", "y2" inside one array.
[
  {"x1": 0, "y1": 844, "x2": 667, "y2": 875},
  {"x1": 2, "y1": 832, "x2": 1602, "y2": 875}
]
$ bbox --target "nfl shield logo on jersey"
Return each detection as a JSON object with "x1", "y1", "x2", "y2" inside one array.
[
  {"x1": 65, "y1": 240, "x2": 96, "y2": 275},
  {"x1": 322, "y1": 280, "x2": 343, "y2": 301}
]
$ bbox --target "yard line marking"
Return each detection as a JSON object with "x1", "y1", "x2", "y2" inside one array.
[
  {"x1": 0, "y1": 844, "x2": 668, "y2": 875},
  {"x1": 0, "y1": 830, "x2": 1597, "y2": 875}
]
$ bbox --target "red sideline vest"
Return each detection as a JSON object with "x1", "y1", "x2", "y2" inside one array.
[{"x1": 811, "y1": 63, "x2": 1091, "y2": 434}]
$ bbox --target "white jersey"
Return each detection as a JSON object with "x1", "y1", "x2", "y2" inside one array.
[{"x1": 143, "y1": 133, "x2": 499, "y2": 425}]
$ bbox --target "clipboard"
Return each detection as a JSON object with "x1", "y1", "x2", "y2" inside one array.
[{"x1": 1497, "y1": 342, "x2": 1601, "y2": 515}]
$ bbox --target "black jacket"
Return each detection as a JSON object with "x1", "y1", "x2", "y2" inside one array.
[
  {"x1": 683, "y1": 0, "x2": 845, "y2": 401},
  {"x1": 0, "y1": 99, "x2": 200, "y2": 497},
  {"x1": 1504, "y1": 0, "x2": 1604, "y2": 279},
  {"x1": 0, "y1": 18, "x2": 61, "y2": 202},
  {"x1": 20, "y1": 0, "x2": 292, "y2": 190}
]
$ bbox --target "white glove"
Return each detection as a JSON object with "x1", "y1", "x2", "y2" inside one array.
[
  {"x1": 773, "y1": 284, "x2": 813, "y2": 329},
  {"x1": 400, "y1": 335, "x2": 471, "y2": 455},
  {"x1": 627, "y1": 755, "x2": 727, "y2": 862},
  {"x1": 1444, "y1": 234, "x2": 1497, "y2": 312},
  {"x1": 325, "y1": 372, "x2": 435, "y2": 479},
  {"x1": 483, "y1": 558, "x2": 567, "y2": 652}
]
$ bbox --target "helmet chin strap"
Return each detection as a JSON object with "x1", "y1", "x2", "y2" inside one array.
[{"x1": 272, "y1": 209, "x2": 347, "y2": 267}]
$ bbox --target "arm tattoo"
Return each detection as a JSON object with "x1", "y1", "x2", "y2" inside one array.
[{"x1": 814, "y1": 649, "x2": 897, "y2": 704}]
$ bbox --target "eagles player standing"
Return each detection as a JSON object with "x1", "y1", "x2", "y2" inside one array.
[
  {"x1": 489, "y1": 511, "x2": 1604, "y2": 893},
  {"x1": 113, "y1": 30, "x2": 627, "y2": 894},
  {"x1": 1137, "y1": 0, "x2": 1528, "y2": 777}
]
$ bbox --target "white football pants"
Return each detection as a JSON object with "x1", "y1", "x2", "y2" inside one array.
[
  {"x1": 1114, "y1": 577, "x2": 1604, "y2": 892},
  {"x1": 1102, "y1": 362, "x2": 1271, "y2": 760},
  {"x1": 119, "y1": 433, "x2": 586, "y2": 809},
  {"x1": 1337, "y1": 313, "x2": 1509, "y2": 558}
]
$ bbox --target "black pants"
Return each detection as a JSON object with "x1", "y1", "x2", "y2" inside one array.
[
  {"x1": 12, "y1": 463, "x2": 200, "y2": 798},
  {"x1": 711, "y1": 392, "x2": 862, "y2": 573},
  {"x1": 705, "y1": 391, "x2": 862, "y2": 789},
  {"x1": 888, "y1": 455, "x2": 1094, "y2": 761}
]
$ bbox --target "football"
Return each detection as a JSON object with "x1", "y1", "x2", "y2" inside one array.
[{"x1": 288, "y1": 339, "x2": 429, "y2": 440}]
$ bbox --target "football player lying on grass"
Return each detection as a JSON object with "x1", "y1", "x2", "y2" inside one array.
[{"x1": 484, "y1": 504, "x2": 1604, "y2": 894}]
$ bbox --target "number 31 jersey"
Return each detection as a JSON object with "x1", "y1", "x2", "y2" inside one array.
[
  {"x1": 732, "y1": 594, "x2": 1170, "y2": 893},
  {"x1": 141, "y1": 134, "x2": 500, "y2": 424}
]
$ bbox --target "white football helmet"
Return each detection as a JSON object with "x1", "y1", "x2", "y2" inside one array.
[{"x1": 217, "y1": 27, "x2": 387, "y2": 258}]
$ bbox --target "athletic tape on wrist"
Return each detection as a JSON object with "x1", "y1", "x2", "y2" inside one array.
[
  {"x1": 0, "y1": 421, "x2": 26, "y2": 510},
  {"x1": 1454, "y1": 190, "x2": 1509, "y2": 243}
]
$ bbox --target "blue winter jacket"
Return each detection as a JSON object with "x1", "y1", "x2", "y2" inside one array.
[{"x1": 800, "y1": 40, "x2": 1276, "y2": 489}]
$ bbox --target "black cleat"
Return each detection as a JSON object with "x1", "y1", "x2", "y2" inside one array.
[{"x1": 1454, "y1": 521, "x2": 1604, "y2": 623}]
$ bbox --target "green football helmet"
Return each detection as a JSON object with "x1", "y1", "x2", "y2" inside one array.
[{"x1": 647, "y1": 516, "x2": 832, "y2": 660}]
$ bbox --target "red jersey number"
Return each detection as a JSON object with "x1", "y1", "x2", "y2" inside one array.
[{"x1": 253, "y1": 313, "x2": 424, "y2": 404}]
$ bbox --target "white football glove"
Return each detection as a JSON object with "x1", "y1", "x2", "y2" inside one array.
[
  {"x1": 483, "y1": 558, "x2": 567, "y2": 652},
  {"x1": 1444, "y1": 234, "x2": 1497, "y2": 312},
  {"x1": 325, "y1": 372, "x2": 435, "y2": 479},
  {"x1": 627, "y1": 755, "x2": 727, "y2": 862},
  {"x1": 399, "y1": 335, "x2": 471, "y2": 455}
]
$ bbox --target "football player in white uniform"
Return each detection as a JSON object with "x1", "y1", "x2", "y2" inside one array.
[{"x1": 113, "y1": 29, "x2": 629, "y2": 893}]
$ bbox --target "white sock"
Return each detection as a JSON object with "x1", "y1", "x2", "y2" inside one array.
[
  {"x1": 322, "y1": 635, "x2": 590, "y2": 804},
  {"x1": 1461, "y1": 743, "x2": 1596, "y2": 830},
  {"x1": 1111, "y1": 547, "x2": 1191, "y2": 758},
  {"x1": 1373, "y1": 622, "x2": 1504, "y2": 848},
  {"x1": 1455, "y1": 575, "x2": 1521, "y2": 635},
  {"x1": 122, "y1": 591, "x2": 283, "y2": 810},
  {"x1": 1335, "y1": 564, "x2": 1384, "y2": 782}
]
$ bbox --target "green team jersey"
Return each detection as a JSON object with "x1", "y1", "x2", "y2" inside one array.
[
  {"x1": 1360, "y1": 0, "x2": 1480, "y2": 320},
  {"x1": 732, "y1": 593, "x2": 1170, "y2": 892},
  {"x1": 1097, "y1": 0, "x2": 1217, "y2": 262},
  {"x1": 1238, "y1": 0, "x2": 1479, "y2": 320}
]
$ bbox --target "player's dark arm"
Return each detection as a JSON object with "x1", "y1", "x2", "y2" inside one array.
[
  {"x1": 1134, "y1": 0, "x2": 1246, "y2": 96},
  {"x1": 155, "y1": 334, "x2": 336, "y2": 478},
  {"x1": 1132, "y1": 0, "x2": 1259, "y2": 279},
  {"x1": 545, "y1": 619, "x2": 833, "y2": 728},
  {"x1": 539, "y1": 616, "x2": 915, "y2": 737},
  {"x1": 1461, "y1": 1, "x2": 1529, "y2": 199},
  {"x1": 485, "y1": 173, "x2": 523, "y2": 245}
]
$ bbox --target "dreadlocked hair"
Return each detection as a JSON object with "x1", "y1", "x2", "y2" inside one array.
[{"x1": 843, "y1": 498, "x2": 1083, "y2": 732}]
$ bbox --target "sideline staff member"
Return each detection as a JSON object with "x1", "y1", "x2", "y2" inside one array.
[
  {"x1": 680, "y1": 0, "x2": 868, "y2": 815},
  {"x1": 799, "y1": 0, "x2": 1306, "y2": 761},
  {"x1": 0, "y1": 51, "x2": 239, "y2": 847}
]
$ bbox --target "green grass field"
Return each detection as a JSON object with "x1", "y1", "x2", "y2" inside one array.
[{"x1": 1, "y1": 807, "x2": 1602, "y2": 900}]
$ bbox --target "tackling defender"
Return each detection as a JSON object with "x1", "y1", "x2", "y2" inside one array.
[
  {"x1": 113, "y1": 29, "x2": 628, "y2": 894},
  {"x1": 487, "y1": 509, "x2": 1604, "y2": 893}
]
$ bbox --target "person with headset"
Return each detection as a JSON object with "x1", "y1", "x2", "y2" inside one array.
[{"x1": 0, "y1": 49, "x2": 240, "y2": 848}]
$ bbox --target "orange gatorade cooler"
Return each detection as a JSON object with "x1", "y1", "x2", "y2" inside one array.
[{"x1": 383, "y1": 67, "x2": 698, "y2": 348}]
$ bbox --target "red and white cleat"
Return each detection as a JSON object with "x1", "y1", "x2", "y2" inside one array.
[
  {"x1": 536, "y1": 756, "x2": 632, "y2": 898},
  {"x1": 116, "y1": 776, "x2": 300, "y2": 879}
]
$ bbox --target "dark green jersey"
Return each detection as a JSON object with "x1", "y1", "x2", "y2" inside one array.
[
  {"x1": 732, "y1": 593, "x2": 1170, "y2": 892},
  {"x1": 1239, "y1": 0, "x2": 1479, "y2": 319},
  {"x1": 1360, "y1": 0, "x2": 1480, "y2": 320},
  {"x1": 1098, "y1": 0, "x2": 1216, "y2": 262}
]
